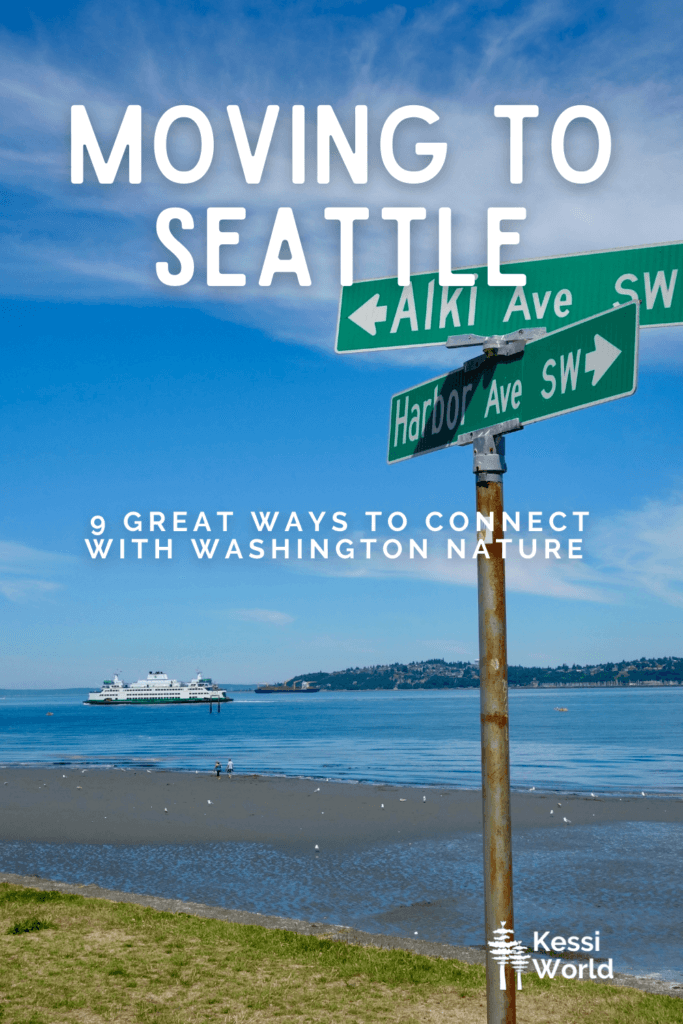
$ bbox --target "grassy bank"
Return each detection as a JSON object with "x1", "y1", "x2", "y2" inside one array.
[{"x1": 0, "y1": 883, "x2": 678, "y2": 1024}]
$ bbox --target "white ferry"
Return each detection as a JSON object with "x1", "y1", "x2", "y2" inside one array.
[{"x1": 84, "y1": 671, "x2": 233, "y2": 705}]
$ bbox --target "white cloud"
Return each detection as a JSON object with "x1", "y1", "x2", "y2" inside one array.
[
  {"x1": 342, "y1": 497, "x2": 674, "y2": 615},
  {"x1": 0, "y1": 541, "x2": 72, "y2": 568},
  {"x1": 2, "y1": 1, "x2": 683, "y2": 363},
  {"x1": 0, "y1": 579, "x2": 61, "y2": 601},
  {"x1": 591, "y1": 494, "x2": 683, "y2": 607},
  {"x1": 287, "y1": 528, "x2": 610, "y2": 602},
  {"x1": 228, "y1": 607, "x2": 294, "y2": 625},
  {"x1": 286, "y1": 492, "x2": 683, "y2": 609},
  {"x1": 0, "y1": 540, "x2": 74, "y2": 602}
]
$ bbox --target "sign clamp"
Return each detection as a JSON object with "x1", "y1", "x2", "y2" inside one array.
[
  {"x1": 446, "y1": 329, "x2": 545, "y2": 476},
  {"x1": 447, "y1": 326, "x2": 547, "y2": 363},
  {"x1": 457, "y1": 419, "x2": 522, "y2": 474}
]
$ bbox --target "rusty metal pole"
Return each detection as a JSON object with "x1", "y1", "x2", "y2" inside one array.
[{"x1": 474, "y1": 427, "x2": 515, "y2": 1024}]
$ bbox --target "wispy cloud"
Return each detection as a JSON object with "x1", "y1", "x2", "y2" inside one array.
[
  {"x1": 0, "y1": 578, "x2": 61, "y2": 601},
  {"x1": 282, "y1": 493, "x2": 683, "y2": 608},
  {"x1": 0, "y1": 541, "x2": 74, "y2": 602},
  {"x1": 228, "y1": 607, "x2": 294, "y2": 625},
  {"x1": 591, "y1": 494, "x2": 683, "y2": 607},
  {"x1": 2, "y1": 1, "x2": 683, "y2": 361},
  {"x1": 287, "y1": 528, "x2": 610, "y2": 602}
]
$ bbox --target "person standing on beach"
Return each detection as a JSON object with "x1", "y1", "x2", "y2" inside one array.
[
  {"x1": 227, "y1": 758, "x2": 233, "y2": 778},
  {"x1": 215, "y1": 761, "x2": 221, "y2": 778}
]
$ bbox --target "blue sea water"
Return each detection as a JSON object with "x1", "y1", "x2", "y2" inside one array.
[
  {"x1": 1, "y1": 686, "x2": 682, "y2": 794},
  {"x1": 1, "y1": 687, "x2": 682, "y2": 982}
]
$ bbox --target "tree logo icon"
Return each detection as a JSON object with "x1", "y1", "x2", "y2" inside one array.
[{"x1": 488, "y1": 922, "x2": 531, "y2": 990}]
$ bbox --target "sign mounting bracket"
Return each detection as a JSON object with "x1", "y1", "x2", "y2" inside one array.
[{"x1": 446, "y1": 327, "x2": 547, "y2": 360}]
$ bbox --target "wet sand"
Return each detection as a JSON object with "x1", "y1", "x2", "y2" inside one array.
[
  {"x1": 3, "y1": 768, "x2": 683, "y2": 992},
  {"x1": 1, "y1": 767, "x2": 681, "y2": 850}
]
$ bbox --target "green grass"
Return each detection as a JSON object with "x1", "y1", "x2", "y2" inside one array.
[
  {"x1": 0, "y1": 887, "x2": 79, "y2": 905},
  {"x1": 0, "y1": 883, "x2": 680, "y2": 1024},
  {"x1": 6, "y1": 916, "x2": 57, "y2": 935}
]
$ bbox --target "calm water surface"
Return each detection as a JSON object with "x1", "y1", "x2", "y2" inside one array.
[
  {"x1": 1, "y1": 687, "x2": 682, "y2": 794},
  {"x1": 1, "y1": 687, "x2": 682, "y2": 982}
]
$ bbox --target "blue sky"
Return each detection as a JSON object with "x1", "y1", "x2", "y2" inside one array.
[{"x1": 1, "y1": 0, "x2": 683, "y2": 686}]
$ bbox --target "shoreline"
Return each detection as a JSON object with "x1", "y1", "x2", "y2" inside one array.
[
  {"x1": 2, "y1": 768, "x2": 682, "y2": 988},
  {"x1": 3, "y1": 681, "x2": 683, "y2": 692},
  {"x1": 1, "y1": 869, "x2": 680, "y2": 1000},
  {"x1": 2, "y1": 767, "x2": 682, "y2": 847},
  {"x1": 1, "y1": 763, "x2": 681, "y2": 801}
]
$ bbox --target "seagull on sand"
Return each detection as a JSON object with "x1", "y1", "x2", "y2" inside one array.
[
  {"x1": 207, "y1": 799, "x2": 212, "y2": 805},
  {"x1": 563, "y1": 817, "x2": 571, "y2": 823}
]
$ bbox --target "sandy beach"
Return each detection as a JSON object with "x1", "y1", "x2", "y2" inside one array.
[
  {"x1": 1, "y1": 767, "x2": 681, "y2": 849},
  {"x1": 2, "y1": 766, "x2": 683, "y2": 989}
]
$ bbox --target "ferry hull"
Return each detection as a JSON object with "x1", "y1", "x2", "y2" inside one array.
[{"x1": 84, "y1": 696, "x2": 233, "y2": 705}]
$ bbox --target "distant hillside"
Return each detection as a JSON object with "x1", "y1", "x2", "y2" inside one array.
[{"x1": 286, "y1": 657, "x2": 683, "y2": 690}]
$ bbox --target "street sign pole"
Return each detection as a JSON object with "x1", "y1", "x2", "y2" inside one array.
[
  {"x1": 376, "y1": 297, "x2": 640, "y2": 1024},
  {"x1": 458, "y1": 330, "x2": 552, "y2": 1024},
  {"x1": 469, "y1": 424, "x2": 517, "y2": 1024},
  {"x1": 457, "y1": 327, "x2": 557, "y2": 1024}
]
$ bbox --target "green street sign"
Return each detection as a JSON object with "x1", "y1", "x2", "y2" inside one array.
[
  {"x1": 338, "y1": 241, "x2": 677, "y2": 353},
  {"x1": 387, "y1": 302, "x2": 638, "y2": 463}
]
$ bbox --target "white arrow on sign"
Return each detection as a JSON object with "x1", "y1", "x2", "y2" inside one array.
[
  {"x1": 585, "y1": 333, "x2": 621, "y2": 386},
  {"x1": 348, "y1": 293, "x2": 387, "y2": 336}
]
